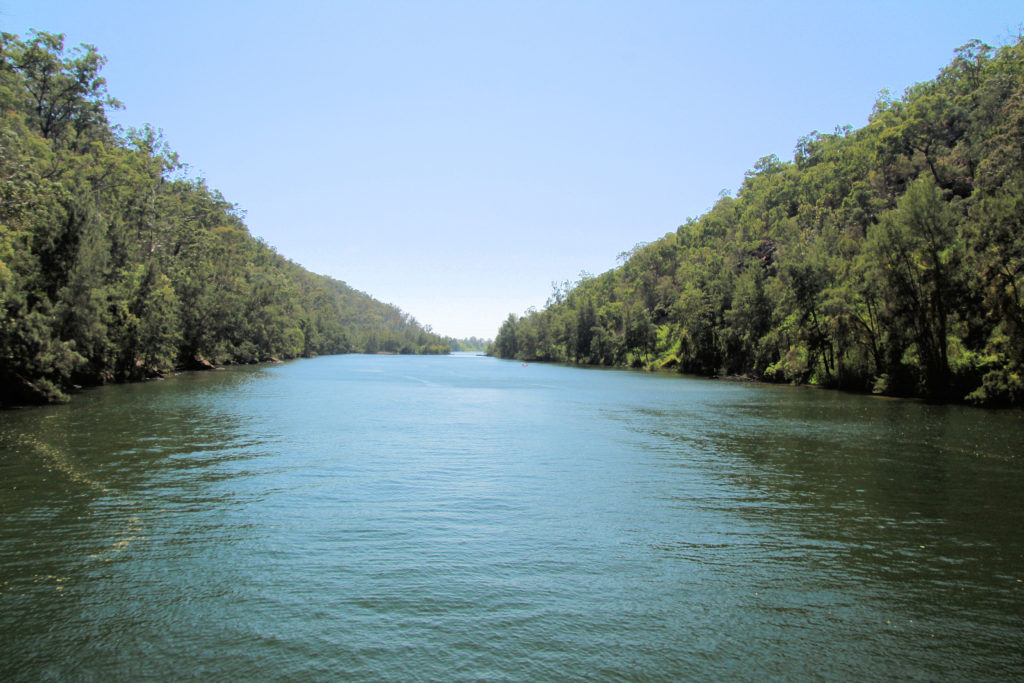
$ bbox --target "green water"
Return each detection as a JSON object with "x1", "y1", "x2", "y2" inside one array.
[{"x1": 2, "y1": 353, "x2": 1022, "y2": 680}]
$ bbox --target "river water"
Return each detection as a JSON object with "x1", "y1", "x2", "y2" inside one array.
[{"x1": 1, "y1": 353, "x2": 1022, "y2": 680}]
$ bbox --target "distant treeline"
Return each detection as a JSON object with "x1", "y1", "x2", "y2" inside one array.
[
  {"x1": 0, "y1": 31, "x2": 449, "y2": 405},
  {"x1": 493, "y1": 38, "x2": 1024, "y2": 406},
  {"x1": 449, "y1": 336, "x2": 492, "y2": 352}
]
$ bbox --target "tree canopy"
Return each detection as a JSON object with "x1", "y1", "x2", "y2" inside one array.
[
  {"x1": 0, "y1": 31, "x2": 449, "y2": 405},
  {"x1": 492, "y1": 37, "x2": 1024, "y2": 406}
]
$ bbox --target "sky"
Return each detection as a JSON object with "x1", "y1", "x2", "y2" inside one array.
[{"x1": 1, "y1": 2, "x2": 1021, "y2": 339}]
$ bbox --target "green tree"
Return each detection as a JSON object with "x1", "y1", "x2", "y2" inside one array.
[
  {"x1": 3, "y1": 30, "x2": 120, "y2": 147},
  {"x1": 868, "y1": 178, "x2": 962, "y2": 397}
]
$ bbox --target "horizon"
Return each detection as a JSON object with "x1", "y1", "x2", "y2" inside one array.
[{"x1": 1, "y1": 1, "x2": 1021, "y2": 338}]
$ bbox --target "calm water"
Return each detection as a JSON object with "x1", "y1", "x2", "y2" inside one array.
[{"x1": 2, "y1": 353, "x2": 1022, "y2": 681}]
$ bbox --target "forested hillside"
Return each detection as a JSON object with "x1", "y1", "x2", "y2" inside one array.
[
  {"x1": 493, "y1": 38, "x2": 1024, "y2": 406},
  {"x1": 0, "y1": 31, "x2": 448, "y2": 405}
]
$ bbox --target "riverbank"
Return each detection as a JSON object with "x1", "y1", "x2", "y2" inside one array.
[{"x1": 1, "y1": 349, "x2": 452, "y2": 408}]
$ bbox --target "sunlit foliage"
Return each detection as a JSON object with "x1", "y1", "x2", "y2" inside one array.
[
  {"x1": 493, "y1": 37, "x2": 1024, "y2": 406},
  {"x1": 0, "y1": 31, "x2": 448, "y2": 404}
]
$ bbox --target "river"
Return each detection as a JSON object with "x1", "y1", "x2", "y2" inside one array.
[{"x1": 1, "y1": 353, "x2": 1022, "y2": 680}]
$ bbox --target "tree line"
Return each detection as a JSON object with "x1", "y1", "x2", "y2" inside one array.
[
  {"x1": 449, "y1": 336, "x2": 492, "y2": 352},
  {"x1": 493, "y1": 37, "x2": 1024, "y2": 406},
  {"x1": 0, "y1": 31, "x2": 449, "y2": 405}
]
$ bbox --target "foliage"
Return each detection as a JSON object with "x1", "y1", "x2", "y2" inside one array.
[
  {"x1": 0, "y1": 31, "x2": 448, "y2": 405},
  {"x1": 449, "y1": 336, "x2": 492, "y2": 352},
  {"x1": 492, "y1": 37, "x2": 1024, "y2": 406}
]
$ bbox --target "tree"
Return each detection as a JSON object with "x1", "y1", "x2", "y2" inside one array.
[
  {"x1": 494, "y1": 314, "x2": 519, "y2": 358},
  {"x1": 866, "y1": 178, "x2": 962, "y2": 397},
  {"x1": 3, "y1": 31, "x2": 121, "y2": 148}
]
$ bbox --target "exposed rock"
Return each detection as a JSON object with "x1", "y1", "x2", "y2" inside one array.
[{"x1": 189, "y1": 356, "x2": 217, "y2": 371}]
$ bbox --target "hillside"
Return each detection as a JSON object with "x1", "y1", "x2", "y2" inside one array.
[
  {"x1": 0, "y1": 31, "x2": 448, "y2": 405},
  {"x1": 493, "y1": 37, "x2": 1024, "y2": 406}
]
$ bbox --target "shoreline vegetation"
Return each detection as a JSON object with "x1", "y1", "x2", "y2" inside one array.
[
  {"x1": 448, "y1": 336, "x2": 492, "y2": 353},
  {"x1": 491, "y1": 36, "x2": 1024, "y2": 408},
  {"x1": 0, "y1": 31, "x2": 453, "y2": 407}
]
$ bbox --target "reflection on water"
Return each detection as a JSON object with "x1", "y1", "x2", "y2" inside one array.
[{"x1": 2, "y1": 355, "x2": 1022, "y2": 680}]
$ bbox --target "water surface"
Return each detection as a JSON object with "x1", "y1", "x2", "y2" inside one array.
[{"x1": 2, "y1": 354, "x2": 1022, "y2": 680}]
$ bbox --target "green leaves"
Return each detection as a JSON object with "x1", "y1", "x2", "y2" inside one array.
[
  {"x1": 3, "y1": 30, "x2": 121, "y2": 149},
  {"x1": 0, "y1": 31, "x2": 449, "y2": 404},
  {"x1": 866, "y1": 178, "x2": 962, "y2": 397},
  {"x1": 493, "y1": 34, "x2": 1024, "y2": 405}
]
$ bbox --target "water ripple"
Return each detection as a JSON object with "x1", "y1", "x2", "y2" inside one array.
[{"x1": 2, "y1": 356, "x2": 1023, "y2": 680}]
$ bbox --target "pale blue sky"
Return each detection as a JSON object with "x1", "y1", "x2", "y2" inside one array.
[{"x1": 2, "y1": 1, "x2": 1021, "y2": 338}]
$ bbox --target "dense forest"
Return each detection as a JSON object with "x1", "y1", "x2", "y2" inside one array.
[
  {"x1": 0, "y1": 31, "x2": 449, "y2": 405},
  {"x1": 493, "y1": 37, "x2": 1024, "y2": 406}
]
